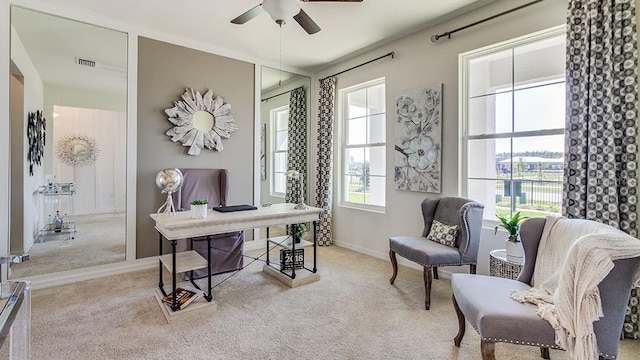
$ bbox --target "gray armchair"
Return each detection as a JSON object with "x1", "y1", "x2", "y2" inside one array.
[
  {"x1": 389, "y1": 197, "x2": 484, "y2": 310},
  {"x1": 452, "y1": 217, "x2": 640, "y2": 360},
  {"x1": 174, "y1": 168, "x2": 244, "y2": 279}
]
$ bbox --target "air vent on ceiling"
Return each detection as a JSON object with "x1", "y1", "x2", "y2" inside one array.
[{"x1": 76, "y1": 58, "x2": 96, "y2": 68}]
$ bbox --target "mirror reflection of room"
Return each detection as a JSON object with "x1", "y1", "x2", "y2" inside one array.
[
  {"x1": 259, "y1": 66, "x2": 310, "y2": 240},
  {"x1": 9, "y1": 7, "x2": 128, "y2": 278}
]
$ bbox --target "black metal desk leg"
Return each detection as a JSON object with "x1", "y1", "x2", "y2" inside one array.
[
  {"x1": 291, "y1": 224, "x2": 297, "y2": 279},
  {"x1": 266, "y1": 234, "x2": 270, "y2": 266},
  {"x1": 205, "y1": 235, "x2": 213, "y2": 301},
  {"x1": 313, "y1": 220, "x2": 318, "y2": 273},
  {"x1": 158, "y1": 233, "x2": 166, "y2": 296},
  {"x1": 170, "y1": 239, "x2": 179, "y2": 311}
]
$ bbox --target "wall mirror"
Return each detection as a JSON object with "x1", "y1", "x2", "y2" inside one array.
[
  {"x1": 9, "y1": 6, "x2": 128, "y2": 278},
  {"x1": 258, "y1": 66, "x2": 311, "y2": 240}
]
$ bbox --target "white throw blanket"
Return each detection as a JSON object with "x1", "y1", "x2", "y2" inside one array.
[{"x1": 511, "y1": 217, "x2": 640, "y2": 360}]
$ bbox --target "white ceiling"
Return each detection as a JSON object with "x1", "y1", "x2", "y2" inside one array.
[
  {"x1": 40, "y1": 0, "x2": 494, "y2": 72},
  {"x1": 11, "y1": 6, "x2": 128, "y2": 95},
  {"x1": 11, "y1": 0, "x2": 499, "y2": 94}
]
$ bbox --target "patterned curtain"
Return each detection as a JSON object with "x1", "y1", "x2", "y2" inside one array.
[
  {"x1": 286, "y1": 87, "x2": 307, "y2": 204},
  {"x1": 315, "y1": 77, "x2": 336, "y2": 246},
  {"x1": 564, "y1": 0, "x2": 639, "y2": 339}
]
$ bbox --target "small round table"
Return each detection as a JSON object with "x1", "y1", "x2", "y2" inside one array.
[{"x1": 489, "y1": 249, "x2": 524, "y2": 280}]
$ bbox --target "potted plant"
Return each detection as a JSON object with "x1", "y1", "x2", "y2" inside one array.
[
  {"x1": 190, "y1": 199, "x2": 208, "y2": 219},
  {"x1": 494, "y1": 211, "x2": 527, "y2": 262},
  {"x1": 294, "y1": 223, "x2": 307, "y2": 243}
]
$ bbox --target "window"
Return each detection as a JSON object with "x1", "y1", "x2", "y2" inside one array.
[
  {"x1": 270, "y1": 105, "x2": 289, "y2": 197},
  {"x1": 338, "y1": 78, "x2": 386, "y2": 211},
  {"x1": 460, "y1": 26, "x2": 566, "y2": 221}
]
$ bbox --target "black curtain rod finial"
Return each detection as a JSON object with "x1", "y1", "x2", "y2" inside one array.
[{"x1": 429, "y1": 0, "x2": 543, "y2": 43}]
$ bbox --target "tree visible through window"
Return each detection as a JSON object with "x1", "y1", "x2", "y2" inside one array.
[
  {"x1": 339, "y1": 78, "x2": 386, "y2": 211},
  {"x1": 460, "y1": 27, "x2": 566, "y2": 221}
]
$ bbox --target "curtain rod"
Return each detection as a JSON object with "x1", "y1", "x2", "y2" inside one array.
[
  {"x1": 320, "y1": 51, "x2": 395, "y2": 81},
  {"x1": 261, "y1": 89, "x2": 292, "y2": 102},
  {"x1": 430, "y1": 0, "x2": 544, "y2": 42}
]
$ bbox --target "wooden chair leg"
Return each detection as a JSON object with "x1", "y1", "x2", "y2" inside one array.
[
  {"x1": 433, "y1": 267, "x2": 439, "y2": 279},
  {"x1": 424, "y1": 267, "x2": 432, "y2": 310},
  {"x1": 540, "y1": 347, "x2": 550, "y2": 359},
  {"x1": 389, "y1": 250, "x2": 398, "y2": 284},
  {"x1": 453, "y1": 294, "x2": 466, "y2": 347},
  {"x1": 481, "y1": 339, "x2": 496, "y2": 360},
  {"x1": 470, "y1": 264, "x2": 477, "y2": 274}
]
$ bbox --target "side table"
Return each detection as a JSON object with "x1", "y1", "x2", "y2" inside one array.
[{"x1": 489, "y1": 249, "x2": 524, "y2": 280}]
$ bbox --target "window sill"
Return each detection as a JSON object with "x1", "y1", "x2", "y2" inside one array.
[{"x1": 338, "y1": 202, "x2": 385, "y2": 214}]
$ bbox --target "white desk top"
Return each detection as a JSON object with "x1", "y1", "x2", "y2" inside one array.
[{"x1": 150, "y1": 203, "x2": 323, "y2": 240}]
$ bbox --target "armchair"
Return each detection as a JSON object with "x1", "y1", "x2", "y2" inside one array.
[
  {"x1": 388, "y1": 197, "x2": 484, "y2": 310},
  {"x1": 452, "y1": 217, "x2": 640, "y2": 360},
  {"x1": 174, "y1": 168, "x2": 244, "y2": 279}
]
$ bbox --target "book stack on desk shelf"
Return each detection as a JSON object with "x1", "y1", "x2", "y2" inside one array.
[{"x1": 161, "y1": 287, "x2": 199, "y2": 310}]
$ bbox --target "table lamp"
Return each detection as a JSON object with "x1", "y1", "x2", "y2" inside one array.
[{"x1": 286, "y1": 169, "x2": 308, "y2": 210}]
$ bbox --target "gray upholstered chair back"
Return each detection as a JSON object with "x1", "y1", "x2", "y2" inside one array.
[
  {"x1": 175, "y1": 168, "x2": 229, "y2": 211},
  {"x1": 516, "y1": 217, "x2": 640, "y2": 357},
  {"x1": 420, "y1": 197, "x2": 484, "y2": 264}
]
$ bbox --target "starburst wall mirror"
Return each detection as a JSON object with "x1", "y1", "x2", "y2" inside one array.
[{"x1": 164, "y1": 88, "x2": 238, "y2": 155}]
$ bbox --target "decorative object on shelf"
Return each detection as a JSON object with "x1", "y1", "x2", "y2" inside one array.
[
  {"x1": 53, "y1": 210, "x2": 63, "y2": 233},
  {"x1": 155, "y1": 168, "x2": 184, "y2": 216},
  {"x1": 55, "y1": 134, "x2": 99, "y2": 167},
  {"x1": 164, "y1": 88, "x2": 238, "y2": 155},
  {"x1": 286, "y1": 169, "x2": 308, "y2": 210},
  {"x1": 280, "y1": 248, "x2": 304, "y2": 270},
  {"x1": 190, "y1": 199, "x2": 208, "y2": 219},
  {"x1": 494, "y1": 211, "x2": 527, "y2": 262},
  {"x1": 27, "y1": 110, "x2": 46, "y2": 176},
  {"x1": 394, "y1": 84, "x2": 442, "y2": 193}
]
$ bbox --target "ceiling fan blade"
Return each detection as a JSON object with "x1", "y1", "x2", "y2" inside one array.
[
  {"x1": 293, "y1": 9, "x2": 321, "y2": 34},
  {"x1": 231, "y1": 4, "x2": 265, "y2": 24}
]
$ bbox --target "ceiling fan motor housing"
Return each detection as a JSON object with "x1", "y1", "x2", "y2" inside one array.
[{"x1": 262, "y1": 0, "x2": 300, "y2": 22}]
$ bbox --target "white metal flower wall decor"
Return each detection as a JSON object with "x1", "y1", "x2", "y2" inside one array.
[
  {"x1": 56, "y1": 134, "x2": 99, "y2": 167},
  {"x1": 394, "y1": 84, "x2": 443, "y2": 193},
  {"x1": 164, "y1": 88, "x2": 238, "y2": 155}
]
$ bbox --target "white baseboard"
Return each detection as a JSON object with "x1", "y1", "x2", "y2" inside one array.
[
  {"x1": 332, "y1": 239, "x2": 453, "y2": 280},
  {"x1": 18, "y1": 257, "x2": 158, "y2": 290},
  {"x1": 19, "y1": 239, "x2": 457, "y2": 290}
]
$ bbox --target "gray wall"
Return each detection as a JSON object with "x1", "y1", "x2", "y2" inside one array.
[
  {"x1": 314, "y1": 0, "x2": 568, "y2": 276},
  {"x1": 136, "y1": 37, "x2": 255, "y2": 258},
  {"x1": 10, "y1": 74, "x2": 24, "y2": 253}
]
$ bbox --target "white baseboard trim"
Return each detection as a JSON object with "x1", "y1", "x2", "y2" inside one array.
[
  {"x1": 17, "y1": 257, "x2": 158, "y2": 290},
  {"x1": 332, "y1": 240, "x2": 453, "y2": 280},
  {"x1": 18, "y1": 239, "x2": 457, "y2": 290}
]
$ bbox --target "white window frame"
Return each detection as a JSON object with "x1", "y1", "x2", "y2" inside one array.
[
  {"x1": 270, "y1": 105, "x2": 289, "y2": 198},
  {"x1": 337, "y1": 77, "x2": 386, "y2": 213},
  {"x1": 458, "y1": 25, "x2": 566, "y2": 223}
]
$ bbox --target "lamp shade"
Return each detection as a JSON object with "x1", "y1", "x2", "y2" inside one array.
[{"x1": 262, "y1": 0, "x2": 300, "y2": 22}]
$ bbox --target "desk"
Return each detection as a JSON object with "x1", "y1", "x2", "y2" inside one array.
[
  {"x1": 489, "y1": 249, "x2": 524, "y2": 280},
  {"x1": 151, "y1": 203, "x2": 323, "y2": 311}
]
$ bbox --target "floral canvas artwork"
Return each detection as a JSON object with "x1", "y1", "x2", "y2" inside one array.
[{"x1": 394, "y1": 84, "x2": 442, "y2": 193}]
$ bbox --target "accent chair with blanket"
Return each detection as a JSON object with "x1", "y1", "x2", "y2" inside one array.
[{"x1": 451, "y1": 216, "x2": 640, "y2": 360}]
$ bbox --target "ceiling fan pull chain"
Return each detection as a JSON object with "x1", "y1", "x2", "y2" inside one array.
[{"x1": 279, "y1": 22, "x2": 283, "y2": 87}]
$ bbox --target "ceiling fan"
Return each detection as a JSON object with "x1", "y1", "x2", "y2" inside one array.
[{"x1": 231, "y1": 0, "x2": 363, "y2": 35}]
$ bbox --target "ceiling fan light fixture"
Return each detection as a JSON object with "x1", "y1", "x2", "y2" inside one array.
[{"x1": 262, "y1": 0, "x2": 300, "y2": 23}]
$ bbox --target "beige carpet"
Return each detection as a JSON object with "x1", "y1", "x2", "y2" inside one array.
[
  {"x1": 11, "y1": 213, "x2": 126, "y2": 278},
  {"x1": 28, "y1": 246, "x2": 639, "y2": 360}
]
